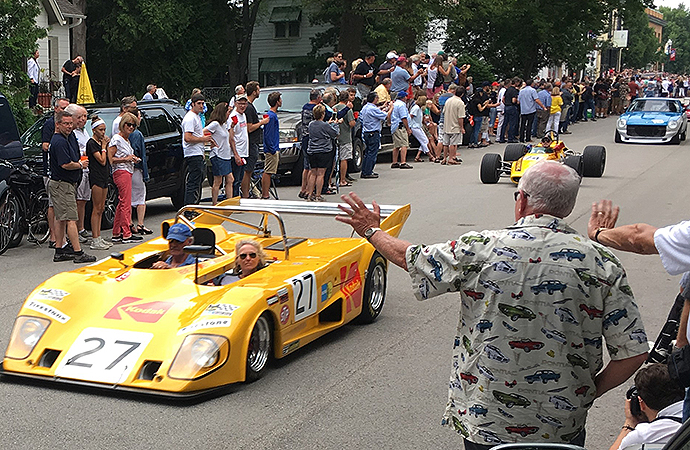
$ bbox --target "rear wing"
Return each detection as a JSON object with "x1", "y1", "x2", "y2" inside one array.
[{"x1": 174, "y1": 199, "x2": 411, "y2": 259}]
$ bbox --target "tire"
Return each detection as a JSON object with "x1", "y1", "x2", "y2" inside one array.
[
  {"x1": 480, "y1": 153, "x2": 502, "y2": 184},
  {"x1": 246, "y1": 313, "x2": 272, "y2": 382},
  {"x1": 356, "y1": 253, "x2": 387, "y2": 324},
  {"x1": 27, "y1": 189, "x2": 50, "y2": 244},
  {"x1": 681, "y1": 129, "x2": 687, "y2": 141},
  {"x1": 287, "y1": 151, "x2": 304, "y2": 186},
  {"x1": 614, "y1": 130, "x2": 622, "y2": 143},
  {"x1": 503, "y1": 143, "x2": 527, "y2": 162},
  {"x1": 671, "y1": 132, "x2": 681, "y2": 145},
  {"x1": 348, "y1": 138, "x2": 363, "y2": 173},
  {"x1": 582, "y1": 145, "x2": 606, "y2": 177},
  {"x1": 101, "y1": 182, "x2": 118, "y2": 230},
  {"x1": 0, "y1": 192, "x2": 20, "y2": 255}
]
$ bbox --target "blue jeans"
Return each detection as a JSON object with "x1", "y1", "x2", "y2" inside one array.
[
  {"x1": 230, "y1": 157, "x2": 244, "y2": 197},
  {"x1": 583, "y1": 99, "x2": 595, "y2": 119},
  {"x1": 505, "y1": 105, "x2": 519, "y2": 142},
  {"x1": 361, "y1": 131, "x2": 380, "y2": 176},
  {"x1": 184, "y1": 155, "x2": 205, "y2": 205},
  {"x1": 471, "y1": 116, "x2": 483, "y2": 144},
  {"x1": 488, "y1": 108, "x2": 497, "y2": 130}
]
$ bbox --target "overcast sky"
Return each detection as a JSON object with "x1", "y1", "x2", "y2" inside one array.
[{"x1": 654, "y1": 0, "x2": 688, "y2": 9}]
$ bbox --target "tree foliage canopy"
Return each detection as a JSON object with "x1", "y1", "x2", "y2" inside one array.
[
  {"x1": 444, "y1": 0, "x2": 652, "y2": 79},
  {"x1": 0, "y1": 0, "x2": 47, "y2": 130},
  {"x1": 659, "y1": 5, "x2": 690, "y2": 73}
]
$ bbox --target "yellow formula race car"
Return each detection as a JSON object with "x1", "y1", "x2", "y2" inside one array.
[
  {"x1": 2, "y1": 199, "x2": 410, "y2": 397},
  {"x1": 480, "y1": 132, "x2": 606, "y2": 184}
]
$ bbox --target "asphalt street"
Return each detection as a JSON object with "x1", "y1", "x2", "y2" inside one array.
[{"x1": 0, "y1": 118, "x2": 688, "y2": 449}]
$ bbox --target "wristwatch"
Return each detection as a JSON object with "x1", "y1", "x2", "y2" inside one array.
[{"x1": 364, "y1": 227, "x2": 381, "y2": 241}]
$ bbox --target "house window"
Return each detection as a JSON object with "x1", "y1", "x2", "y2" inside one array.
[
  {"x1": 269, "y1": 7, "x2": 301, "y2": 39},
  {"x1": 48, "y1": 37, "x2": 59, "y2": 80}
]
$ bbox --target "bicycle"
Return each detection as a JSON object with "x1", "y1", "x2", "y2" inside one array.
[
  {"x1": 0, "y1": 163, "x2": 50, "y2": 255},
  {"x1": 248, "y1": 158, "x2": 279, "y2": 200}
]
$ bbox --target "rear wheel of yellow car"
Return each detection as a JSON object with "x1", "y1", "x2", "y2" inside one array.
[
  {"x1": 582, "y1": 145, "x2": 606, "y2": 177},
  {"x1": 503, "y1": 143, "x2": 527, "y2": 162},
  {"x1": 356, "y1": 253, "x2": 387, "y2": 324},
  {"x1": 564, "y1": 155, "x2": 583, "y2": 177},
  {"x1": 246, "y1": 313, "x2": 272, "y2": 382}
]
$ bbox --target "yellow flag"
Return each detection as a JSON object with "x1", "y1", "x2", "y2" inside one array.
[{"x1": 76, "y1": 62, "x2": 95, "y2": 104}]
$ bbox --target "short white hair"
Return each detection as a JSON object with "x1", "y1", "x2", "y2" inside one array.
[{"x1": 517, "y1": 161, "x2": 580, "y2": 218}]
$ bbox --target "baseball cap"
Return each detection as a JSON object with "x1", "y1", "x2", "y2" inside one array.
[
  {"x1": 397, "y1": 56, "x2": 407, "y2": 63},
  {"x1": 491, "y1": 81, "x2": 500, "y2": 87},
  {"x1": 386, "y1": 52, "x2": 398, "y2": 60},
  {"x1": 396, "y1": 90, "x2": 408, "y2": 99},
  {"x1": 167, "y1": 223, "x2": 192, "y2": 242},
  {"x1": 437, "y1": 50, "x2": 445, "y2": 56},
  {"x1": 235, "y1": 93, "x2": 248, "y2": 101},
  {"x1": 482, "y1": 81, "x2": 491, "y2": 87}
]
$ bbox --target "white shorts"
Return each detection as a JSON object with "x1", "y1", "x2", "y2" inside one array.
[
  {"x1": 339, "y1": 142, "x2": 353, "y2": 160},
  {"x1": 131, "y1": 168, "x2": 147, "y2": 206},
  {"x1": 438, "y1": 122, "x2": 445, "y2": 144},
  {"x1": 76, "y1": 170, "x2": 91, "y2": 201},
  {"x1": 443, "y1": 132, "x2": 463, "y2": 147}
]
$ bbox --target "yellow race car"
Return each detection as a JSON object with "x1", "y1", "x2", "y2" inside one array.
[
  {"x1": 480, "y1": 133, "x2": 606, "y2": 184},
  {"x1": 2, "y1": 199, "x2": 410, "y2": 397}
]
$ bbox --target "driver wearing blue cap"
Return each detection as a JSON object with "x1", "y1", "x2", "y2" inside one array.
[{"x1": 152, "y1": 223, "x2": 196, "y2": 269}]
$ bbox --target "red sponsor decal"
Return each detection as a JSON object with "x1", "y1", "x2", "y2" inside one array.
[
  {"x1": 280, "y1": 304, "x2": 289, "y2": 325},
  {"x1": 105, "y1": 297, "x2": 173, "y2": 323},
  {"x1": 340, "y1": 262, "x2": 363, "y2": 313},
  {"x1": 115, "y1": 271, "x2": 130, "y2": 282}
]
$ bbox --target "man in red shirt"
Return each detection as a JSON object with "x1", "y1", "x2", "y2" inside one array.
[{"x1": 628, "y1": 78, "x2": 640, "y2": 101}]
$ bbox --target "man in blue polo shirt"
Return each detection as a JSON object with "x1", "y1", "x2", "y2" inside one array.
[
  {"x1": 359, "y1": 91, "x2": 393, "y2": 178},
  {"x1": 390, "y1": 91, "x2": 413, "y2": 169},
  {"x1": 535, "y1": 82, "x2": 552, "y2": 138},
  {"x1": 48, "y1": 110, "x2": 96, "y2": 263},
  {"x1": 518, "y1": 79, "x2": 545, "y2": 143},
  {"x1": 262, "y1": 91, "x2": 281, "y2": 200}
]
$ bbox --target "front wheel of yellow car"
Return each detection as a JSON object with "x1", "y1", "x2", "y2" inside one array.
[
  {"x1": 246, "y1": 314, "x2": 272, "y2": 382},
  {"x1": 356, "y1": 253, "x2": 387, "y2": 324}
]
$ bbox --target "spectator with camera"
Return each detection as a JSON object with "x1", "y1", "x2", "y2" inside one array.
[{"x1": 609, "y1": 364, "x2": 684, "y2": 450}]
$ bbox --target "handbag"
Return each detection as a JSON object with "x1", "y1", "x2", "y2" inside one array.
[{"x1": 668, "y1": 344, "x2": 690, "y2": 387}]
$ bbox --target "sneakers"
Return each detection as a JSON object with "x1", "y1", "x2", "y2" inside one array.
[
  {"x1": 360, "y1": 173, "x2": 379, "y2": 179},
  {"x1": 111, "y1": 235, "x2": 123, "y2": 243},
  {"x1": 122, "y1": 235, "x2": 144, "y2": 244},
  {"x1": 53, "y1": 250, "x2": 76, "y2": 262},
  {"x1": 73, "y1": 251, "x2": 97, "y2": 264},
  {"x1": 90, "y1": 237, "x2": 112, "y2": 250}
]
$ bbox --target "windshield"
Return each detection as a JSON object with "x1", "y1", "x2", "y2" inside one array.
[
  {"x1": 254, "y1": 89, "x2": 315, "y2": 114},
  {"x1": 629, "y1": 99, "x2": 679, "y2": 113}
]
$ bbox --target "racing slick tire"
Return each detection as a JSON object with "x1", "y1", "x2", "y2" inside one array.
[
  {"x1": 563, "y1": 155, "x2": 583, "y2": 177},
  {"x1": 582, "y1": 145, "x2": 606, "y2": 177},
  {"x1": 480, "y1": 153, "x2": 502, "y2": 184},
  {"x1": 503, "y1": 143, "x2": 527, "y2": 162},
  {"x1": 348, "y1": 138, "x2": 363, "y2": 173},
  {"x1": 614, "y1": 131, "x2": 622, "y2": 143},
  {"x1": 356, "y1": 252, "x2": 387, "y2": 324},
  {"x1": 246, "y1": 313, "x2": 273, "y2": 382}
]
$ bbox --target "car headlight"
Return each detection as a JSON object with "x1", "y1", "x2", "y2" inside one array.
[
  {"x1": 279, "y1": 128, "x2": 298, "y2": 144},
  {"x1": 6, "y1": 316, "x2": 50, "y2": 360},
  {"x1": 168, "y1": 334, "x2": 229, "y2": 380},
  {"x1": 668, "y1": 119, "x2": 680, "y2": 129},
  {"x1": 617, "y1": 118, "x2": 627, "y2": 128}
]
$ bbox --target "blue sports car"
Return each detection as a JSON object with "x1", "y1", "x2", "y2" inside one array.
[{"x1": 616, "y1": 97, "x2": 687, "y2": 144}]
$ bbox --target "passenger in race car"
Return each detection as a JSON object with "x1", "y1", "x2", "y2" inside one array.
[
  {"x1": 152, "y1": 223, "x2": 196, "y2": 269},
  {"x1": 214, "y1": 239, "x2": 267, "y2": 285}
]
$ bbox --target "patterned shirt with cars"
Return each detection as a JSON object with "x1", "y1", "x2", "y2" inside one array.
[{"x1": 405, "y1": 214, "x2": 649, "y2": 445}]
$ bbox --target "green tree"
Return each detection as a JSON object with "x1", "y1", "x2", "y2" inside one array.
[
  {"x1": 444, "y1": 0, "x2": 651, "y2": 79},
  {"x1": 620, "y1": 2, "x2": 662, "y2": 69},
  {"x1": 86, "y1": 0, "x2": 262, "y2": 102},
  {"x1": 659, "y1": 6, "x2": 690, "y2": 73},
  {"x1": 0, "y1": 0, "x2": 47, "y2": 131}
]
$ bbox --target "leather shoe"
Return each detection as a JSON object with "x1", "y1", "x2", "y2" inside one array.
[{"x1": 360, "y1": 173, "x2": 379, "y2": 179}]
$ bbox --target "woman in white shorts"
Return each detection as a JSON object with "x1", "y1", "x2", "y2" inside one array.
[
  {"x1": 127, "y1": 109, "x2": 152, "y2": 235},
  {"x1": 203, "y1": 102, "x2": 233, "y2": 205}
]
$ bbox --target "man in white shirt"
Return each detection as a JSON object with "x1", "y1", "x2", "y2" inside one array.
[
  {"x1": 28, "y1": 50, "x2": 40, "y2": 108},
  {"x1": 142, "y1": 84, "x2": 158, "y2": 101},
  {"x1": 65, "y1": 104, "x2": 92, "y2": 242},
  {"x1": 112, "y1": 96, "x2": 137, "y2": 136},
  {"x1": 182, "y1": 93, "x2": 213, "y2": 206},
  {"x1": 609, "y1": 364, "x2": 684, "y2": 450},
  {"x1": 495, "y1": 79, "x2": 508, "y2": 143},
  {"x1": 228, "y1": 94, "x2": 249, "y2": 197}
]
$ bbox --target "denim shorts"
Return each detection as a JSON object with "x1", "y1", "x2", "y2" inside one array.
[{"x1": 211, "y1": 156, "x2": 232, "y2": 177}]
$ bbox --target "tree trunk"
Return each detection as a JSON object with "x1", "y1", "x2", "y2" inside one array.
[
  {"x1": 71, "y1": 0, "x2": 87, "y2": 58},
  {"x1": 338, "y1": 5, "x2": 364, "y2": 75},
  {"x1": 239, "y1": 0, "x2": 263, "y2": 83}
]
